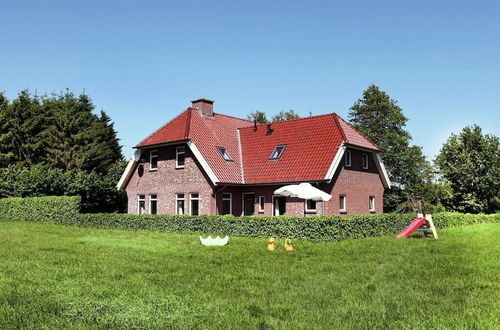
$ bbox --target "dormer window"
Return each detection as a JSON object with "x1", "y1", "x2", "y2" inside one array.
[
  {"x1": 217, "y1": 147, "x2": 233, "y2": 161},
  {"x1": 269, "y1": 145, "x2": 286, "y2": 160},
  {"x1": 362, "y1": 153, "x2": 369, "y2": 169},
  {"x1": 345, "y1": 150, "x2": 352, "y2": 167},
  {"x1": 150, "y1": 150, "x2": 158, "y2": 171}
]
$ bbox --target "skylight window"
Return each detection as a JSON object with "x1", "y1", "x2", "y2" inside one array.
[
  {"x1": 269, "y1": 145, "x2": 286, "y2": 160},
  {"x1": 217, "y1": 147, "x2": 233, "y2": 161}
]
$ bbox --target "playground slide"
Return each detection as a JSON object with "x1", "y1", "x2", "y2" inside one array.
[{"x1": 396, "y1": 217, "x2": 427, "y2": 238}]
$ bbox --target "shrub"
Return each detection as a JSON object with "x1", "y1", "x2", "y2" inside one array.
[
  {"x1": 1, "y1": 196, "x2": 498, "y2": 242},
  {"x1": 0, "y1": 196, "x2": 80, "y2": 223}
]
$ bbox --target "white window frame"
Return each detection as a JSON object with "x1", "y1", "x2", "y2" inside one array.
[
  {"x1": 221, "y1": 193, "x2": 232, "y2": 215},
  {"x1": 345, "y1": 150, "x2": 351, "y2": 167},
  {"x1": 189, "y1": 192, "x2": 200, "y2": 215},
  {"x1": 305, "y1": 199, "x2": 317, "y2": 213},
  {"x1": 362, "y1": 153, "x2": 369, "y2": 169},
  {"x1": 149, "y1": 194, "x2": 157, "y2": 214},
  {"x1": 138, "y1": 194, "x2": 146, "y2": 215},
  {"x1": 369, "y1": 196, "x2": 375, "y2": 212},
  {"x1": 149, "y1": 150, "x2": 158, "y2": 171},
  {"x1": 258, "y1": 196, "x2": 265, "y2": 213},
  {"x1": 176, "y1": 193, "x2": 185, "y2": 215},
  {"x1": 339, "y1": 195, "x2": 346, "y2": 213},
  {"x1": 176, "y1": 146, "x2": 186, "y2": 169}
]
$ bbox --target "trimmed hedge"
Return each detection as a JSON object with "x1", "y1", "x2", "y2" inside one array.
[
  {"x1": 1, "y1": 196, "x2": 499, "y2": 242},
  {"x1": 0, "y1": 196, "x2": 81, "y2": 224}
]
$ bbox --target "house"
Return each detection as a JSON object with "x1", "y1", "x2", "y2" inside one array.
[{"x1": 117, "y1": 98, "x2": 390, "y2": 216}]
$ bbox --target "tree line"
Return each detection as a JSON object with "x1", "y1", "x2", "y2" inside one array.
[
  {"x1": 248, "y1": 84, "x2": 499, "y2": 214},
  {"x1": 0, "y1": 90, "x2": 127, "y2": 212},
  {"x1": 1, "y1": 87, "x2": 498, "y2": 214}
]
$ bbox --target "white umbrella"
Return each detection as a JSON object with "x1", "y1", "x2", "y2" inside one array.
[{"x1": 274, "y1": 183, "x2": 332, "y2": 201}]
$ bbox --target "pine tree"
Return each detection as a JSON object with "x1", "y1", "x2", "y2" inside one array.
[{"x1": 0, "y1": 92, "x2": 14, "y2": 167}]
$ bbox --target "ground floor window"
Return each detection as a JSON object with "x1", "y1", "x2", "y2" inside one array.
[
  {"x1": 176, "y1": 193, "x2": 185, "y2": 215},
  {"x1": 150, "y1": 194, "x2": 157, "y2": 214},
  {"x1": 258, "y1": 196, "x2": 265, "y2": 213},
  {"x1": 369, "y1": 196, "x2": 375, "y2": 212},
  {"x1": 138, "y1": 194, "x2": 145, "y2": 214},
  {"x1": 339, "y1": 195, "x2": 346, "y2": 213},
  {"x1": 190, "y1": 193, "x2": 200, "y2": 215},
  {"x1": 305, "y1": 199, "x2": 317, "y2": 213},
  {"x1": 273, "y1": 196, "x2": 286, "y2": 216},
  {"x1": 222, "y1": 193, "x2": 231, "y2": 215}
]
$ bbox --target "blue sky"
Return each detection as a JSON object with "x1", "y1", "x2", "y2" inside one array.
[{"x1": 1, "y1": 0, "x2": 499, "y2": 160}]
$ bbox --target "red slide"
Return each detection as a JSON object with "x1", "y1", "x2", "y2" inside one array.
[{"x1": 396, "y1": 217, "x2": 427, "y2": 238}]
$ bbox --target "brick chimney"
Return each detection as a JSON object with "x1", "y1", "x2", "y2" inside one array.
[{"x1": 191, "y1": 98, "x2": 214, "y2": 117}]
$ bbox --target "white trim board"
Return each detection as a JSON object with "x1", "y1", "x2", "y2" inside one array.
[
  {"x1": 117, "y1": 159, "x2": 138, "y2": 190},
  {"x1": 187, "y1": 140, "x2": 219, "y2": 185},
  {"x1": 325, "y1": 144, "x2": 346, "y2": 182}
]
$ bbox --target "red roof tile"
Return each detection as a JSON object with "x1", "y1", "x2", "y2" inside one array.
[
  {"x1": 239, "y1": 114, "x2": 344, "y2": 183},
  {"x1": 335, "y1": 115, "x2": 379, "y2": 150},
  {"x1": 135, "y1": 108, "x2": 379, "y2": 184}
]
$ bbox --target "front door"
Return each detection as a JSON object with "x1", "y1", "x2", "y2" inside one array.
[
  {"x1": 273, "y1": 196, "x2": 286, "y2": 216},
  {"x1": 243, "y1": 193, "x2": 255, "y2": 216}
]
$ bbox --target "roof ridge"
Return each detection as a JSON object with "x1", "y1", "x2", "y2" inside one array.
[
  {"x1": 238, "y1": 112, "x2": 337, "y2": 130},
  {"x1": 214, "y1": 112, "x2": 252, "y2": 122},
  {"x1": 185, "y1": 108, "x2": 192, "y2": 139},
  {"x1": 332, "y1": 113, "x2": 348, "y2": 142},
  {"x1": 135, "y1": 108, "x2": 190, "y2": 147},
  {"x1": 335, "y1": 114, "x2": 380, "y2": 149}
]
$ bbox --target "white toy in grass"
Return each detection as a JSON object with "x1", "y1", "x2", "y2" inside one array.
[{"x1": 199, "y1": 235, "x2": 229, "y2": 246}]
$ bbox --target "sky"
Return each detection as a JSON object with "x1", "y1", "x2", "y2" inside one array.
[{"x1": 1, "y1": 0, "x2": 499, "y2": 161}]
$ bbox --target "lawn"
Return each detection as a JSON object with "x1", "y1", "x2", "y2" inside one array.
[{"x1": 0, "y1": 222, "x2": 499, "y2": 329}]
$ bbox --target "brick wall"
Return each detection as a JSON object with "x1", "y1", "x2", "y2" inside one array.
[
  {"x1": 125, "y1": 146, "x2": 385, "y2": 216},
  {"x1": 125, "y1": 143, "x2": 215, "y2": 214}
]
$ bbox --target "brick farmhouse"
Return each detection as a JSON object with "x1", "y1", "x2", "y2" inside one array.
[{"x1": 117, "y1": 98, "x2": 390, "y2": 216}]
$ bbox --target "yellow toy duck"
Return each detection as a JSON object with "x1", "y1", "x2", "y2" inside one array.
[
  {"x1": 284, "y1": 239, "x2": 294, "y2": 252},
  {"x1": 267, "y1": 237, "x2": 277, "y2": 251}
]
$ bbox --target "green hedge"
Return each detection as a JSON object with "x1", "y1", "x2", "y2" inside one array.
[
  {"x1": 0, "y1": 196, "x2": 81, "y2": 224},
  {"x1": 1, "y1": 196, "x2": 499, "y2": 242}
]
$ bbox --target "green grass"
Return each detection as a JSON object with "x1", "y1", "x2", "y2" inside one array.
[{"x1": 0, "y1": 222, "x2": 499, "y2": 329}]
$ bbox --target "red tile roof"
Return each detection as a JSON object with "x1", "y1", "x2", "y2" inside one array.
[{"x1": 136, "y1": 109, "x2": 379, "y2": 184}]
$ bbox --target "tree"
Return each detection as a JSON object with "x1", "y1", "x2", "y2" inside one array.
[
  {"x1": 435, "y1": 125, "x2": 499, "y2": 213},
  {"x1": 0, "y1": 90, "x2": 123, "y2": 174},
  {"x1": 272, "y1": 109, "x2": 300, "y2": 122},
  {"x1": 247, "y1": 110, "x2": 268, "y2": 123},
  {"x1": 0, "y1": 92, "x2": 13, "y2": 167},
  {"x1": 348, "y1": 84, "x2": 432, "y2": 210}
]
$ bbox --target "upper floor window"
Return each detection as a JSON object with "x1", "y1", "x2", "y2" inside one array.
[
  {"x1": 345, "y1": 150, "x2": 352, "y2": 167},
  {"x1": 176, "y1": 146, "x2": 185, "y2": 168},
  {"x1": 150, "y1": 150, "x2": 158, "y2": 170},
  {"x1": 269, "y1": 145, "x2": 286, "y2": 160},
  {"x1": 150, "y1": 194, "x2": 157, "y2": 214},
  {"x1": 362, "y1": 153, "x2": 369, "y2": 169},
  {"x1": 217, "y1": 147, "x2": 233, "y2": 161}
]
